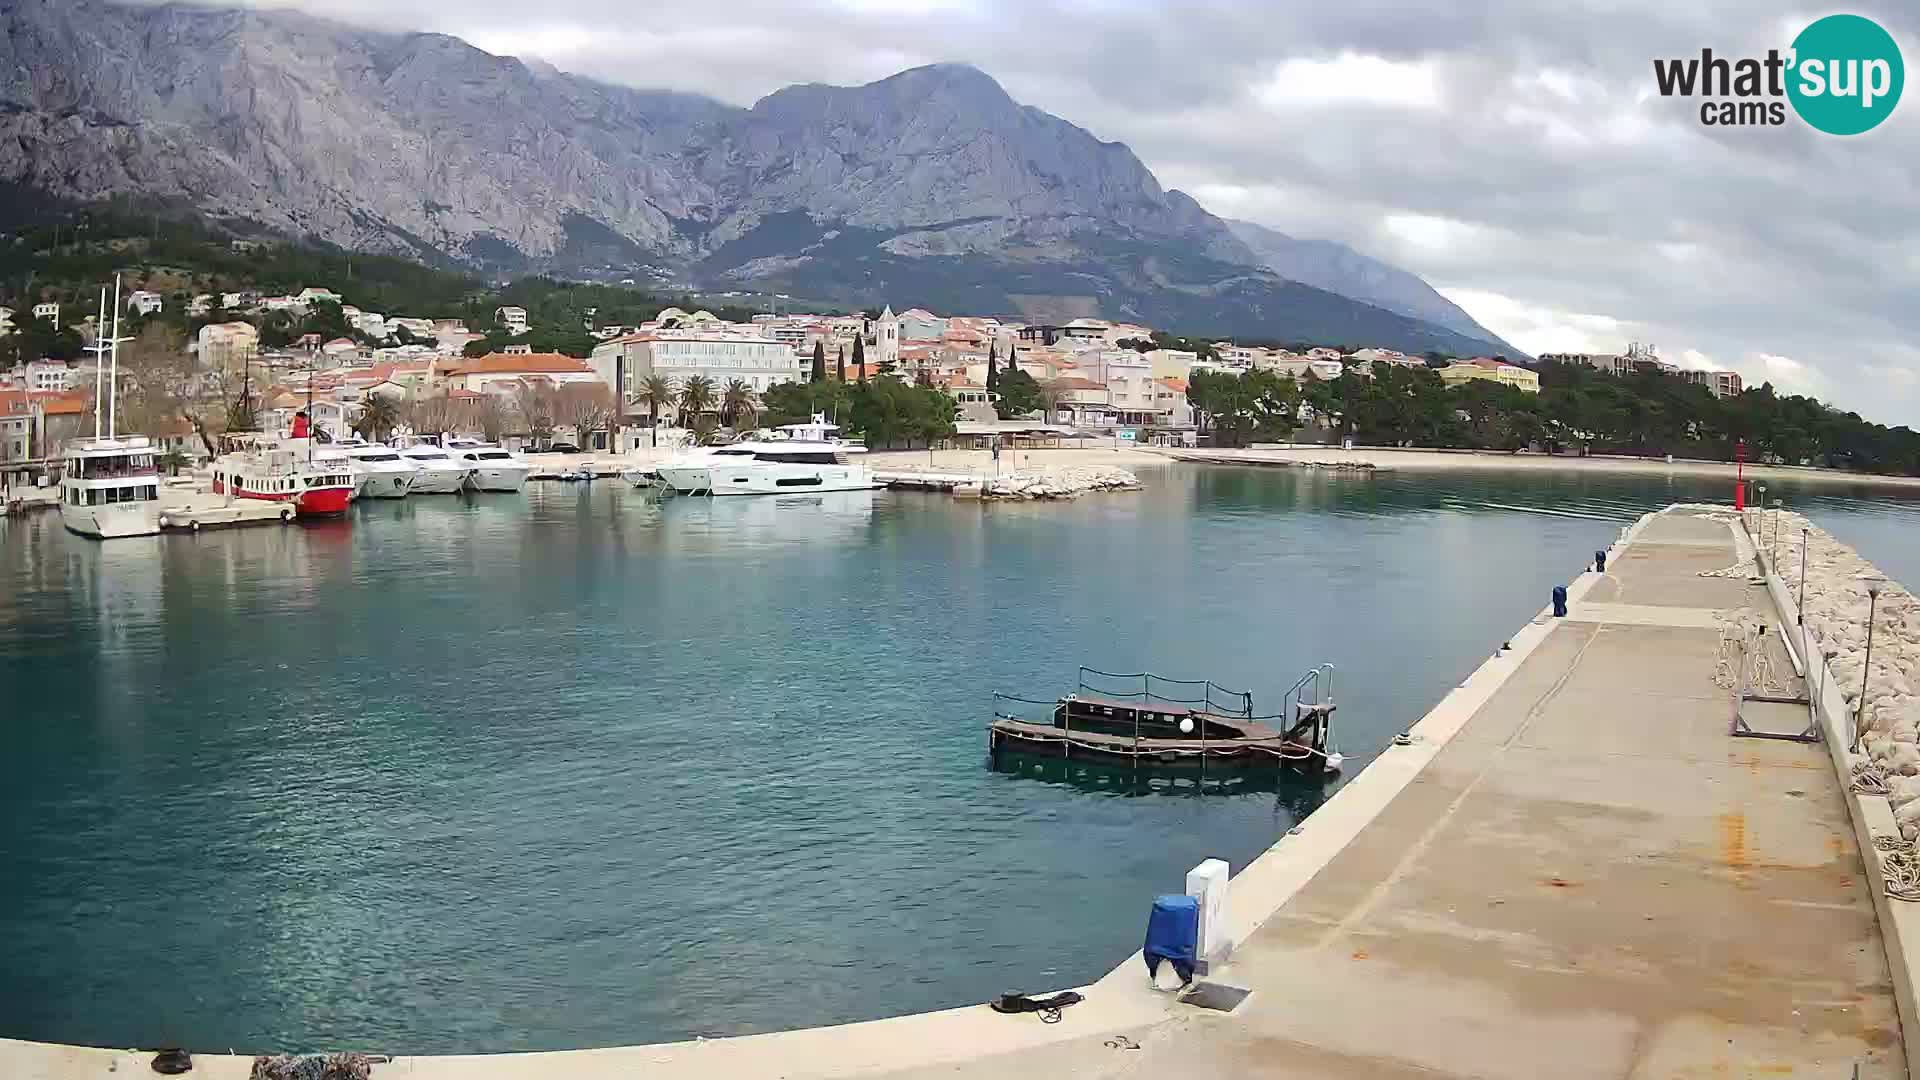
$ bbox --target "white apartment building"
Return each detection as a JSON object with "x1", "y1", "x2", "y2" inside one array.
[
  {"x1": 495, "y1": 306, "x2": 529, "y2": 336},
  {"x1": 0, "y1": 307, "x2": 13, "y2": 335},
  {"x1": 23, "y1": 360, "x2": 75, "y2": 392},
  {"x1": 197, "y1": 321, "x2": 260, "y2": 373},
  {"x1": 126, "y1": 290, "x2": 163, "y2": 316},
  {"x1": 1147, "y1": 348, "x2": 1198, "y2": 379},
  {"x1": 1540, "y1": 351, "x2": 1634, "y2": 377},
  {"x1": 1260, "y1": 356, "x2": 1346, "y2": 381},
  {"x1": 590, "y1": 328, "x2": 803, "y2": 399},
  {"x1": 32, "y1": 302, "x2": 59, "y2": 328}
]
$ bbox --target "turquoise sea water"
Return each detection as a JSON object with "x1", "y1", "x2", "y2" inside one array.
[{"x1": 3, "y1": 464, "x2": 1916, "y2": 1054}]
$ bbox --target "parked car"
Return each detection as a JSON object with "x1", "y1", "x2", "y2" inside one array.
[{"x1": 545, "y1": 441, "x2": 582, "y2": 454}]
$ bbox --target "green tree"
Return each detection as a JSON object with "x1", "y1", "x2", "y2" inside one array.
[
  {"x1": 635, "y1": 375, "x2": 675, "y2": 446},
  {"x1": 852, "y1": 335, "x2": 867, "y2": 382},
  {"x1": 677, "y1": 374, "x2": 716, "y2": 425},
  {"x1": 836, "y1": 346, "x2": 847, "y2": 383},
  {"x1": 994, "y1": 369, "x2": 1044, "y2": 419},
  {"x1": 986, "y1": 342, "x2": 999, "y2": 391},
  {"x1": 353, "y1": 393, "x2": 403, "y2": 442},
  {"x1": 720, "y1": 378, "x2": 756, "y2": 429},
  {"x1": 810, "y1": 340, "x2": 827, "y2": 383}
]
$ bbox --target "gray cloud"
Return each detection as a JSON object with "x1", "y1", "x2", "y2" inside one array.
[{"x1": 214, "y1": 0, "x2": 1920, "y2": 424}]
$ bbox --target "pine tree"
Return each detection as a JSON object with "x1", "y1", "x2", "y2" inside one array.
[
  {"x1": 852, "y1": 335, "x2": 866, "y2": 383},
  {"x1": 836, "y1": 346, "x2": 847, "y2": 382},
  {"x1": 986, "y1": 342, "x2": 999, "y2": 391},
  {"x1": 810, "y1": 340, "x2": 826, "y2": 382}
]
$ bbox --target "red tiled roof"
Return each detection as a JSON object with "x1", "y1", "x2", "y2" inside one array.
[
  {"x1": 1048, "y1": 377, "x2": 1105, "y2": 391},
  {"x1": 443, "y1": 353, "x2": 593, "y2": 376},
  {"x1": 34, "y1": 390, "x2": 89, "y2": 416},
  {"x1": 1158, "y1": 377, "x2": 1189, "y2": 392}
]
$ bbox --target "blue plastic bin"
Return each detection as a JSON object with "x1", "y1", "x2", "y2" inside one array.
[{"x1": 1143, "y1": 893, "x2": 1199, "y2": 985}]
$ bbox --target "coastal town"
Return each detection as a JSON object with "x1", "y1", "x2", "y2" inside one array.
[{"x1": 2, "y1": 275, "x2": 1763, "y2": 507}]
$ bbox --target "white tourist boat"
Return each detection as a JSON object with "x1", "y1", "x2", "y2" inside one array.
[
  {"x1": 209, "y1": 436, "x2": 356, "y2": 518},
  {"x1": 446, "y1": 437, "x2": 531, "y2": 492},
  {"x1": 338, "y1": 440, "x2": 417, "y2": 499},
  {"x1": 396, "y1": 442, "x2": 472, "y2": 494},
  {"x1": 59, "y1": 281, "x2": 162, "y2": 539},
  {"x1": 656, "y1": 415, "x2": 881, "y2": 496},
  {"x1": 60, "y1": 436, "x2": 162, "y2": 538}
]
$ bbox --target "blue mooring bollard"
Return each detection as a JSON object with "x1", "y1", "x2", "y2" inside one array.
[
  {"x1": 1552, "y1": 585, "x2": 1568, "y2": 618},
  {"x1": 1594, "y1": 550, "x2": 1606, "y2": 573}
]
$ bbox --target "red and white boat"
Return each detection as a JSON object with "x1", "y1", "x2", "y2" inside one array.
[{"x1": 209, "y1": 434, "x2": 356, "y2": 517}]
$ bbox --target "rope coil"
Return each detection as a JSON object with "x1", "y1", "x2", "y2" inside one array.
[{"x1": 1852, "y1": 760, "x2": 1893, "y2": 796}]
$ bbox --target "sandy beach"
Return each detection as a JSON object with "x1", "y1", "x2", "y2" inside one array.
[{"x1": 1162, "y1": 445, "x2": 1920, "y2": 490}]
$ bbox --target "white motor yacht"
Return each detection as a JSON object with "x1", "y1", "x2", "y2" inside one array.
[
  {"x1": 446, "y1": 438, "x2": 531, "y2": 493},
  {"x1": 338, "y1": 441, "x2": 417, "y2": 499},
  {"x1": 395, "y1": 442, "x2": 471, "y2": 494},
  {"x1": 656, "y1": 415, "x2": 881, "y2": 496}
]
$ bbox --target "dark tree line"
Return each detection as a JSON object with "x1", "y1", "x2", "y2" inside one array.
[{"x1": 1188, "y1": 360, "x2": 1920, "y2": 475}]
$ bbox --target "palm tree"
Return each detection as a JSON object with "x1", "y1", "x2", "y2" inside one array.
[
  {"x1": 354, "y1": 393, "x2": 403, "y2": 442},
  {"x1": 677, "y1": 374, "x2": 716, "y2": 427},
  {"x1": 720, "y1": 378, "x2": 756, "y2": 430},
  {"x1": 635, "y1": 374, "x2": 675, "y2": 446}
]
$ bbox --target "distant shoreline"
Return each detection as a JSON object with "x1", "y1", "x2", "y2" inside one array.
[{"x1": 1154, "y1": 445, "x2": 1920, "y2": 491}]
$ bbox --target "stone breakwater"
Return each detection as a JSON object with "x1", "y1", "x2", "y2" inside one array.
[
  {"x1": 978, "y1": 466, "x2": 1140, "y2": 500},
  {"x1": 1733, "y1": 508, "x2": 1920, "y2": 834}
]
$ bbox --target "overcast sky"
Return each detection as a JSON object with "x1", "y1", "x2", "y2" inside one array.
[{"x1": 229, "y1": 0, "x2": 1920, "y2": 426}]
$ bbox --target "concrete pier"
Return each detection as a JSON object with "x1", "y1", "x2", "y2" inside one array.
[
  {"x1": 1091, "y1": 507, "x2": 1904, "y2": 1078},
  {"x1": 2, "y1": 507, "x2": 1907, "y2": 1079}
]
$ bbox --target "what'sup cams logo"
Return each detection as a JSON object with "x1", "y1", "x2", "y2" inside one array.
[{"x1": 1654, "y1": 13, "x2": 1903, "y2": 134}]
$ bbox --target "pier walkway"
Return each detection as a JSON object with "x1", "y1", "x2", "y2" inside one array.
[
  {"x1": 1058, "y1": 506, "x2": 1904, "y2": 1078},
  {"x1": 3, "y1": 507, "x2": 1904, "y2": 1079}
]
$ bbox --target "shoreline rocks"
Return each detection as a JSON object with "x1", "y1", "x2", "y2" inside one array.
[
  {"x1": 978, "y1": 466, "x2": 1141, "y2": 500},
  {"x1": 1724, "y1": 506, "x2": 1920, "y2": 835}
]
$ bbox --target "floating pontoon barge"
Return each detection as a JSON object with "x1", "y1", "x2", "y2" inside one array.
[{"x1": 988, "y1": 666, "x2": 1341, "y2": 773}]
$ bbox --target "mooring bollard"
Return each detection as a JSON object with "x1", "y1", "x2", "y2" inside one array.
[
  {"x1": 1186, "y1": 858, "x2": 1230, "y2": 974},
  {"x1": 1594, "y1": 550, "x2": 1606, "y2": 573},
  {"x1": 1552, "y1": 585, "x2": 1568, "y2": 618}
]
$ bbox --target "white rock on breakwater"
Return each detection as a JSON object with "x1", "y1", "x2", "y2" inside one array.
[
  {"x1": 1721, "y1": 506, "x2": 1920, "y2": 836},
  {"x1": 979, "y1": 466, "x2": 1140, "y2": 500}
]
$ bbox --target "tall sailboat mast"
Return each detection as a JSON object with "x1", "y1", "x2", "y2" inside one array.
[
  {"x1": 107, "y1": 274, "x2": 123, "y2": 439},
  {"x1": 89, "y1": 287, "x2": 108, "y2": 439}
]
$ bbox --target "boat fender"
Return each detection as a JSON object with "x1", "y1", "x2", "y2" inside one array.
[
  {"x1": 189, "y1": 519, "x2": 201, "y2": 533},
  {"x1": 280, "y1": 505, "x2": 295, "y2": 522}
]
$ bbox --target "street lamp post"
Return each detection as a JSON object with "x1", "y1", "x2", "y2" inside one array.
[
  {"x1": 1797, "y1": 528, "x2": 1808, "y2": 625},
  {"x1": 1769, "y1": 498, "x2": 1783, "y2": 566},
  {"x1": 1754, "y1": 483, "x2": 1768, "y2": 570},
  {"x1": 1857, "y1": 579, "x2": 1886, "y2": 751}
]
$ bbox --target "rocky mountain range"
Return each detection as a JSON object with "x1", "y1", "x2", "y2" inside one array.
[{"x1": 0, "y1": 0, "x2": 1519, "y2": 356}]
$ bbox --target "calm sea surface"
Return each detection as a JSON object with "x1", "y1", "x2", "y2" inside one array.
[{"x1": 4, "y1": 463, "x2": 1918, "y2": 1053}]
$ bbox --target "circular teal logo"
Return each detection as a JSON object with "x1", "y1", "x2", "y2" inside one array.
[{"x1": 1788, "y1": 14, "x2": 1903, "y2": 135}]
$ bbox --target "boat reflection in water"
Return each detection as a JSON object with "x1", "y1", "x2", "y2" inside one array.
[
  {"x1": 653, "y1": 488, "x2": 878, "y2": 551},
  {"x1": 988, "y1": 749, "x2": 1338, "y2": 812}
]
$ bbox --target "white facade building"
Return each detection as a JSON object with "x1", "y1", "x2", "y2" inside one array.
[
  {"x1": 32, "y1": 302, "x2": 59, "y2": 328},
  {"x1": 874, "y1": 307, "x2": 901, "y2": 372},
  {"x1": 23, "y1": 360, "x2": 75, "y2": 392},
  {"x1": 126, "y1": 290, "x2": 163, "y2": 316},
  {"x1": 495, "y1": 306, "x2": 529, "y2": 336},
  {"x1": 590, "y1": 328, "x2": 804, "y2": 398}
]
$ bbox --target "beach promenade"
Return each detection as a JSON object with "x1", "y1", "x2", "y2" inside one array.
[{"x1": 5, "y1": 506, "x2": 1910, "y2": 1079}]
